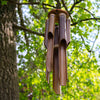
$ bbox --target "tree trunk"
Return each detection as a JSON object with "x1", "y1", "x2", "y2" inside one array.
[{"x1": 0, "y1": 1, "x2": 19, "y2": 100}]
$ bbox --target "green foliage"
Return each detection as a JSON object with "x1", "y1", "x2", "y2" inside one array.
[
  {"x1": 17, "y1": 0, "x2": 100, "y2": 99},
  {"x1": 1, "y1": 0, "x2": 7, "y2": 5}
]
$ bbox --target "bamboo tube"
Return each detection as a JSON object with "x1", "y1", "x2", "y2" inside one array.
[
  {"x1": 53, "y1": 26, "x2": 60, "y2": 94},
  {"x1": 44, "y1": 19, "x2": 49, "y2": 48},
  {"x1": 66, "y1": 18, "x2": 70, "y2": 46},
  {"x1": 59, "y1": 13, "x2": 67, "y2": 85},
  {"x1": 46, "y1": 14, "x2": 55, "y2": 72},
  {"x1": 66, "y1": 19, "x2": 70, "y2": 82}
]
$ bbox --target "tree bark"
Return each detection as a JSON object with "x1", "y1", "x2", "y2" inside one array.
[{"x1": 0, "y1": 1, "x2": 19, "y2": 100}]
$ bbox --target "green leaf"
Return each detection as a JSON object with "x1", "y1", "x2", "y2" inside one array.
[
  {"x1": 1, "y1": 0, "x2": 7, "y2": 5},
  {"x1": 80, "y1": 3, "x2": 86, "y2": 8}
]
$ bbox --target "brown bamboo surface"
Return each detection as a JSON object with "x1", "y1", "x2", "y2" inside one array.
[
  {"x1": 59, "y1": 13, "x2": 67, "y2": 86},
  {"x1": 59, "y1": 44, "x2": 67, "y2": 85},
  {"x1": 46, "y1": 14, "x2": 55, "y2": 72},
  {"x1": 53, "y1": 26, "x2": 60, "y2": 94},
  {"x1": 59, "y1": 13, "x2": 67, "y2": 47},
  {"x1": 46, "y1": 68, "x2": 50, "y2": 84},
  {"x1": 44, "y1": 19, "x2": 49, "y2": 48},
  {"x1": 66, "y1": 18, "x2": 70, "y2": 46},
  {"x1": 46, "y1": 38, "x2": 54, "y2": 72},
  {"x1": 48, "y1": 14, "x2": 55, "y2": 37},
  {"x1": 53, "y1": 48, "x2": 61, "y2": 94}
]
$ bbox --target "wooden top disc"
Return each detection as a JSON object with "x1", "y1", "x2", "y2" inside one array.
[{"x1": 48, "y1": 9, "x2": 69, "y2": 23}]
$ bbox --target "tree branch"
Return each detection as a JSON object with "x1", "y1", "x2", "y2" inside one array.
[
  {"x1": 9, "y1": 1, "x2": 56, "y2": 8},
  {"x1": 61, "y1": 0, "x2": 69, "y2": 12},
  {"x1": 61, "y1": 0, "x2": 74, "y2": 23},
  {"x1": 18, "y1": 3, "x2": 29, "y2": 46},
  {"x1": 91, "y1": 26, "x2": 100, "y2": 52},
  {"x1": 70, "y1": 0, "x2": 84, "y2": 13},
  {"x1": 71, "y1": 18, "x2": 100, "y2": 26},
  {"x1": 14, "y1": 24, "x2": 44, "y2": 37},
  {"x1": 56, "y1": 0, "x2": 61, "y2": 9},
  {"x1": 75, "y1": 6, "x2": 95, "y2": 18},
  {"x1": 80, "y1": 26, "x2": 100, "y2": 64},
  {"x1": 80, "y1": 35, "x2": 91, "y2": 52}
]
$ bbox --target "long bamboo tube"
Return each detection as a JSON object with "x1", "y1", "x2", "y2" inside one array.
[
  {"x1": 53, "y1": 26, "x2": 60, "y2": 94},
  {"x1": 59, "y1": 13, "x2": 67, "y2": 85},
  {"x1": 66, "y1": 19, "x2": 70, "y2": 82},
  {"x1": 46, "y1": 14, "x2": 55, "y2": 72}
]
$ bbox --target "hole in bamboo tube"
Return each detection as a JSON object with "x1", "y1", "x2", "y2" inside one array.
[
  {"x1": 48, "y1": 32, "x2": 53, "y2": 39},
  {"x1": 60, "y1": 39, "x2": 67, "y2": 47}
]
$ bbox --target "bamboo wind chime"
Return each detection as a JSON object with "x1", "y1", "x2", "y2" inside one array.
[{"x1": 44, "y1": 9, "x2": 70, "y2": 94}]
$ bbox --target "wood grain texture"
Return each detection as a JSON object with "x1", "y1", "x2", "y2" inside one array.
[{"x1": 0, "y1": 2, "x2": 19, "y2": 100}]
